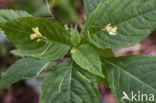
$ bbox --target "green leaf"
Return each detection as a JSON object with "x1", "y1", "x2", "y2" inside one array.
[
  {"x1": 83, "y1": 0, "x2": 104, "y2": 17},
  {"x1": 11, "y1": 49, "x2": 28, "y2": 57},
  {"x1": 40, "y1": 59, "x2": 99, "y2": 103},
  {"x1": 97, "y1": 47, "x2": 114, "y2": 58},
  {"x1": 0, "y1": 17, "x2": 71, "y2": 60},
  {"x1": 6, "y1": 0, "x2": 49, "y2": 17},
  {"x1": 0, "y1": 57, "x2": 52, "y2": 89},
  {"x1": 70, "y1": 26, "x2": 81, "y2": 46},
  {"x1": 99, "y1": 49, "x2": 114, "y2": 58},
  {"x1": 0, "y1": 9, "x2": 31, "y2": 23},
  {"x1": 94, "y1": 75, "x2": 109, "y2": 88},
  {"x1": 71, "y1": 44, "x2": 104, "y2": 77},
  {"x1": 103, "y1": 55, "x2": 156, "y2": 103},
  {"x1": 84, "y1": 0, "x2": 156, "y2": 49},
  {"x1": 94, "y1": 64, "x2": 109, "y2": 88}
]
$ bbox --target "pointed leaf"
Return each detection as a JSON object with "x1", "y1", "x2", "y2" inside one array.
[
  {"x1": 84, "y1": 0, "x2": 156, "y2": 49},
  {"x1": 10, "y1": 49, "x2": 28, "y2": 57},
  {"x1": 0, "y1": 57, "x2": 53, "y2": 89},
  {"x1": 40, "y1": 60, "x2": 99, "y2": 103},
  {"x1": 0, "y1": 9, "x2": 31, "y2": 23},
  {"x1": 71, "y1": 44, "x2": 104, "y2": 77},
  {"x1": 70, "y1": 26, "x2": 81, "y2": 46},
  {"x1": 103, "y1": 55, "x2": 156, "y2": 103},
  {"x1": 0, "y1": 17, "x2": 70, "y2": 60}
]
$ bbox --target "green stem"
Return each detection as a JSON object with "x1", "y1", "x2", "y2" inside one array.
[
  {"x1": 46, "y1": 0, "x2": 56, "y2": 20},
  {"x1": 58, "y1": 61, "x2": 73, "y2": 93},
  {"x1": 50, "y1": 0, "x2": 56, "y2": 8},
  {"x1": 76, "y1": 69, "x2": 91, "y2": 83}
]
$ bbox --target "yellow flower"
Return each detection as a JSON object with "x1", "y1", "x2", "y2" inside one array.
[
  {"x1": 104, "y1": 24, "x2": 111, "y2": 30},
  {"x1": 30, "y1": 27, "x2": 42, "y2": 40},
  {"x1": 109, "y1": 27, "x2": 117, "y2": 35},
  {"x1": 103, "y1": 24, "x2": 117, "y2": 35}
]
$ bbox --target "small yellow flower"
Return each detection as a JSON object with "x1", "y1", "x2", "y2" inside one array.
[
  {"x1": 30, "y1": 27, "x2": 42, "y2": 40},
  {"x1": 104, "y1": 24, "x2": 111, "y2": 30},
  {"x1": 103, "y1": 24, "x2": 117, "y2": 35},
  {"x1": 109, "y1": 27, "x2": 117, "y2": 35}
]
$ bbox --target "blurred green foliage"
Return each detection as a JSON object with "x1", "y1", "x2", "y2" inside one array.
[
  {"x1": 0, "y1": 41, "x2": 13, "y2": 73},
  {"x1": 5, "y1": 0, "x2": 82, "y2": 24},
  {"x1": 54, "y1": 0, "x2": 81, "y2": 24},
  {"x1": 0, "y1": 32, "x2": 17, "y2": 74},
  {"x1": 5, "y1": 0, "x2": 49, "y2": 16}
]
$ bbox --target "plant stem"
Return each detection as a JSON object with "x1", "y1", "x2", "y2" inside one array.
[
  {"x1": 46, "y1": 0, "x2": 56, "y2": 20},
  {"x1": 50, "y1": 0, "x2": 56, "y2": 8}
]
